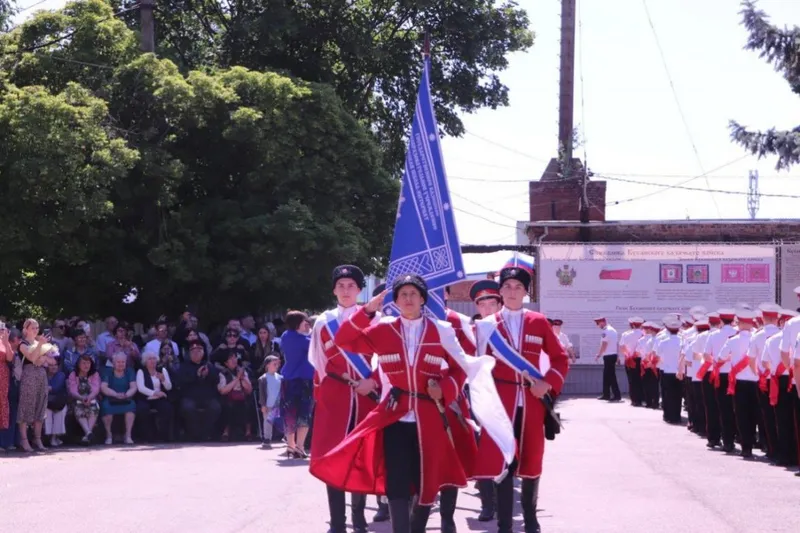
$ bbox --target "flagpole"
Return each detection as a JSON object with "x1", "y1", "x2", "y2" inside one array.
[{"x1": 423, "y1": 31, "x2": 431, "y2": 58}]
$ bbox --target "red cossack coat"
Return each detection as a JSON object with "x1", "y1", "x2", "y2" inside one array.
[
  {"x1": 472, "y1": 310, "x2": 569, "y2": 479},
  {"x1": 444, "y1": 308, "x2": 479, "y2": 477},
  {"x1": 308, "y1": 307, "x2": 380, "y2": 460},
  {"x1": 308, "y1": 308, "x2": 472, "y2": 506}
]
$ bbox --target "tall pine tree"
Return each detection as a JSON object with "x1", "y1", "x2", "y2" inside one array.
[{"x1": 730, "y1": 1, "x2": 800, "y2": 169}]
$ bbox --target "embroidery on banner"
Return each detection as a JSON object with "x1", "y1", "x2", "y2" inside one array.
[{"x1": 524, "y1": 335, "x2": 542, "y2": 345}]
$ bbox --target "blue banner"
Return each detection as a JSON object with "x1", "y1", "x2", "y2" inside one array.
[{"x1": 382, "y1": 57, "x2": 464, "y2": 320}]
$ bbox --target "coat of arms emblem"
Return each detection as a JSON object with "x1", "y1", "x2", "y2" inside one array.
[{"x1": 556, "y1": 264, "x2": 576, "y2": 287}]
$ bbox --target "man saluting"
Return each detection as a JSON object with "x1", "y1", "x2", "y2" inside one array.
[
  {"x1": 473, "y1": 267, "x2": 570, "y2": 533},
  {"x1": 308, "y1": 265, "x2": 377, "y2": 533}
]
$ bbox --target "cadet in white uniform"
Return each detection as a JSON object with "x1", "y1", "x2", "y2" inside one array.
[
  {"x1": 678, "y1": 316, "x2": 699, "y2": 430},
  {"x1": 750, "y1": 303, "x2": 782, "y2": 461},
  {"x1": 593, "y1": 317, "x2": 620, "y2": 402},
  {"x1": 704, "y1": 310, "x2": 737, "y2": 451},
  {"x1": 761, "y1": 309, "x2": 798, "y2": 466},
  {"x1": 720, "y1": 309, "x2": 758, "y2": 458},
  {"x1": 640, "y1": 322, "x2": 661, "y2": 408},
  {"x1": 657, "y1": 317, "x2": 683, "y2": 424},
  {"x1": 619, "y1": 317, "x2": 644, "y2": 407},
  {"x1": 687, "y1": 318, "x2": 711, "y2": 436}
]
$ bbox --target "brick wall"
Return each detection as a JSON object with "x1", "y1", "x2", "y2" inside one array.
[
  {"x1": 529, "y1": 179, "x2": 606, "y2": 222},
  {"x1": 526, "y1": 221, "x2": 800, "y2": 243}
]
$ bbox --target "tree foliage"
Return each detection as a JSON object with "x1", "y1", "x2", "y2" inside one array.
[
  {"x1": 730, "y1": 0, "x2": 800, "y2": 169},
  {"x1": 121, "y1": 0, "x2": 534, "y2": 173},
  {"x1": 0, "y1": 1, "x2": 396, "y2": 321}
]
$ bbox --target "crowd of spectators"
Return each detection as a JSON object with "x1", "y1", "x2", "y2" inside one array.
[{"x1": 0, "y1": 310, "x2": 318, "y2": 455}]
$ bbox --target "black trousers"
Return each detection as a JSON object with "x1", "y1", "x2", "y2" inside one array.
[
  {"x1": 702, "y1": 373, "x2": 721, "y2": 445},
  {"x1": 716, "y1": 374, "x2": 736, "y2": 448},
  {"x1": 691, "y1": 381, "x2": 706, "y2": 434},
  {"x1": 661, "y1": 373, "x2": 682, "y2": 423},
  {"x1": 136, "y1": 398, "x2": 174, "y2": 442},
  {"x1": 757, "y1": 383, "x2": 777, "y2": 459},
  {"x1": 602, "y1": 355, "x2": 620, "y2": 399},
  {"x1": 642, "y1": 370, "x2": 660, "y2": 408},
  {"x1": 496, "y1": 407, "x2": 539, "y2": 533},
  {"x1": 384, "y1": 421, "x2": 421, "y2": 500},
  {"x1": 327, "y1": 402, "x2": 367, "y2": 532},
  {"x1": 180, "y1": 397, "x2": 222, "y2": 441},
  {"x1": 683, "y1": 377, "x2": 694, "y2": 425},
  {"x1": 775, "y1": 376, "x2": 799, "y2": 465},
  {"x1": 733, "y1": 380, "x2": 759, "y2": 453},
  {"x1": 626, "y1": 359, "x2": 643, "y2": 405}
]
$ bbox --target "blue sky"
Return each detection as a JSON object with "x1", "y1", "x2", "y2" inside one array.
[{"x1": 16, "y1": 0, "x2": 800, "y2": 247}]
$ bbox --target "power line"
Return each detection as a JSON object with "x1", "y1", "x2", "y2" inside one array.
[
  {"x1": 453, "y1": 207, "x2": 522, "y2": 230},
  {"x1": 599, "y1": 174, "x2": 800, "y2": 201},
  {"x1": 464, "y1": 130, "x2": 550, "y2": 164},
  {"x1": 641, "y1": 0, "x2": 720, "y2": 216},
  {"x1": 451, "y1": 191, "x2": 522, "y2": 223}
]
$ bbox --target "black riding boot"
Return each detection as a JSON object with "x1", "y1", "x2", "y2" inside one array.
[
  {"x1": 326, "y1": 485, "x2": 347, "y2": 533},
  {"x1": 374, "y1": 496, "x2": 390, "y2": 522},
  {"x1": 477, "y1": 479, "x2": 495, "y2": 521},
  {"x1": 409, "y1": 503, "x2": 432, "y2": 533},
  {"x1": 439, "y1": 488, "x2": 458, "y2": 533},
  {"x1": 389, "y1": 499, "x2": 411, "y2": 533},
  {"x1": 351, "y1": 493, "x2": 368, "y2": 533},
  {"x1": 496, "y1": 474, "x2": 515, "y2": 533},
  {"x1": 521, "y1": 478, "x2": 541, "y2": 533}
]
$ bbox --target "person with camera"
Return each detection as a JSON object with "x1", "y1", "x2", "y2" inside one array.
[
  {"x1": 472, "y1": 267, "x2": 570, "y2": 533},
  {"x1": 177, "y1": 339, "x2": 221, "y2": 441},
  {"x1": 17, "y1": 319, "x2": 59, "y2": 452},
  {"x1": 136, "y1": 351, "x2": 174, "y2": 442},
  {"x1": 217, "y1": 350, "x2": 255, "y2": 441}
]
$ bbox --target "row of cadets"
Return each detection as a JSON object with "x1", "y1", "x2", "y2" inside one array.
[
  {"x1": 310, "y1": 274, "x2": 516, "y2": 533},
  {"x1": 657, "y1": 316, "x2": 683, "y2": 424},
  {"x1": 619, "y1": 317, "x2": 644, "y2": 406},
  {"x1": 473, "y1": 267, "x2": 570, "y2": 533},
  {"x1": 685, "y1": 315, "x2": 711, "y2": 435},
  {"x1": 677, "y1": 309, "x2": 703, "y2": 429},
  {"x1": 592, "y1": 316, "x2": 621, "y2": 401},
  {"x1": 703, "y1": 308, "x2": 737, "y2": 451},
  {"x1": 468, "y1": 279, "x2": 504, "y2": 524},
  {"x1": 307, "y1": 265, "x2": 382, "y2": 533},
  {"x1": 774, "y1": 289, "x2": 800, "y2": 470},
  {"x1": 749, "y1": 303, "x2": 781, "y2": 460}
]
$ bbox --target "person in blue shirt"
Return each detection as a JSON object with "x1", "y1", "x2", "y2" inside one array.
[{"x1": 279, "y1": 310, "x2": 314, "y2": 458}]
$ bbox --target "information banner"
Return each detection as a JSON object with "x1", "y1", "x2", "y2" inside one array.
[
  {"x1": 780, "y1": 244, "x2": 800, "y2": 308},
  {"x1": 538, "y1": 244, "x2": 777, "y2": 364}
]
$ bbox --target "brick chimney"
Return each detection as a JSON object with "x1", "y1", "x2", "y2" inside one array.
[{"x1": 529, "y1": 158, "x2": 606, "y2": 222}]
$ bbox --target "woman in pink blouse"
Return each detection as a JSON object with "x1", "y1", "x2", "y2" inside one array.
[
  {"x1": 68, "y1": 354, "x2": 101, "y2": 444},
  {"x1": 104, "y1": 324, "x2": 140, "y2": 369}
]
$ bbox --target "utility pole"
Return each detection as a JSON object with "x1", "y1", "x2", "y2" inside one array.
[
  {"x1": 747, "y1": 170, "x2": 759, "y2": 219},
  {"x1": 140, "y1": 0, "x2": 155, "y2": 53},
  {"x1": 558, "y1": 0, "x2": 576, "y2": 170}
]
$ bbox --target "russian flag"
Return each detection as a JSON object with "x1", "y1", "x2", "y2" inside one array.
[
  {"x1": 598, "y1": 265, "x2": 632, "y2": 281},
  {"x1": 502, "y1": 252, "x2": 535, "y2": 274}
]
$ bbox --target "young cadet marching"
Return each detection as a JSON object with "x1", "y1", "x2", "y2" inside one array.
[
  {"x1": 657, "y1": 316, "x2": 683, "y2": 424},
  {"x1": 719, "y1": 309, "x2": 759, "y2": 458},
  {"x1": 620, "y1": 318, "x2": 645, "y2": 406},
  {"x1": 369, "y1": 283, "x2": 391, "y2": 523},
  {"x1": 765, "y1": 308, "x2": 800, "y2": 467},
  {"x1": 593, "y1": 316, "x2": 620, "y2": 401},
  {"x1": 308, "y1": 265, "x2": 378, "y2": 533},
  {"x1": 750, "y1": 303, "x2": 782, "y2": 461},
  {"x1": 473, "y1": 267, "x2": 569, "y2": 533},
  {"x1": 310, "y1": 274, "x2": 515, "y2": 533},
  {"x1": 705, "y1": 309, "x2": 738, "y2": 452},
  {"x1": 677, "y1": 314, "x2": 699, "y2": 429},
  {"x1": 685, "y1": 317, "x2": 710, "y2": 436},
  {"x1": 640, "y1": 322, "x2": 661, "y2": 409},
  {"x1": 468, "y1": 279, "x2": 503, "y2": 523},
  {"x1": 550, "y1": 319, "x2": 575, "y2": 362}
]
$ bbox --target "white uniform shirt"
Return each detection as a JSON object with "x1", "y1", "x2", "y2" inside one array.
[
  {"x1": 635, "y1": 334, "x2": 653, "y2": 358},
  {"x1": 620, "y1": 329, "x2": 643, "y2": 360},
  {"x1": 600, "y1": 325, "x2": 618, "y2": 356},
  {"x1": 707, "y1": 324, "x2": 738, "y2": 373},
  {"x1": 557, "y1": 331, "x2": 571, "y2": 350},
  {"x1": 761, "y1": 331, "x2": 787, "y2": 376},
  {"x1": 656, "y1": 334, "x2": 681, "y2": 373},
  {"x1": 720, "y1": 330, "x2": 756, "y2": 381},
  {"x1": 778, "y1": 316, "x2": 800, "y2": 353},
  {"x1": 690, "y1": 331, "x2": 711, "y2": 382},
  {"x1": 680, "y1": 328, "x2": 698, "y2": 370},
  {"x1": 750, "y1": 324, "x2": 779, "y2": 374}
]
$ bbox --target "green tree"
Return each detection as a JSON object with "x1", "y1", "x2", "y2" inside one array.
[
  {"x1": 0, "y1": 1, "x2": 396, "y2": 321},
  {"x1": 121, "y1": 0, "x2": 533, "y2": 173},
  {"x1": 730, "y1": 0, "x2": 800, "y2": 169}
]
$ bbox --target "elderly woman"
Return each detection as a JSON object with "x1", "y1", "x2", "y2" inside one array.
[
  {"x1": 279, "y1": 310, "x2": 314, "y2": 458},
  {"x1": 68, "y1": 354, "x2": 101, "y2": 444},
  {"x1": 104, "y1": 323, "x2": 141, "y2": 369},
  {"x1": 44, "y1": 359, "x2": 68, "y2": 447},
  {"x1": 17, "y1": 319, "x2": 58, "y2": 452},
  {"x1": 136, "y1": 351, "x2": 174, "y2": 442},
  {"x1": 100, "y1": 352, "x2": 137, "y2": 445},
  {"x1": 217, "y1": 350, "x2": 254, "y2": 441}
]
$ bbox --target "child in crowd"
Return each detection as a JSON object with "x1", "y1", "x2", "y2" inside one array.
[{"x1": 257, "y1": 355, "x2": 282, "y2": 449}]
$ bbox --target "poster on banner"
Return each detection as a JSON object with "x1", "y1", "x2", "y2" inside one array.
[
  {"x1": 538, "y1": 244, "x2": 777, "y2": 364},
  {"x1": 780, "y1": 244, "x2": 800, "y2": 308}
]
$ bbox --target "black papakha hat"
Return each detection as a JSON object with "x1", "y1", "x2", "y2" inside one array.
[
  {"x1": 332, "y1": 265, "x2": 365, "y2": 290},
  {"x1": 499, "y1": 267, "x2": 531, "y2": 291},
  {"x1": 392, "y1": 273, "x2": 428, "y2": 304}
]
